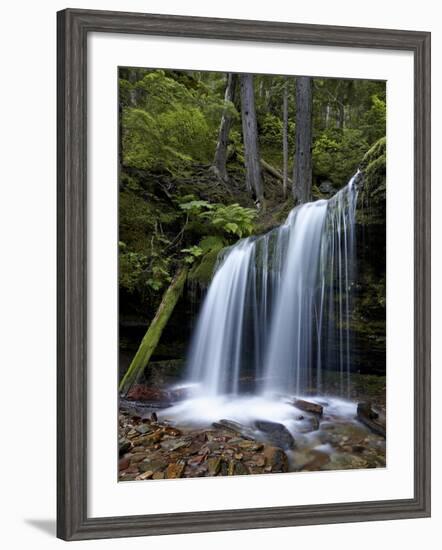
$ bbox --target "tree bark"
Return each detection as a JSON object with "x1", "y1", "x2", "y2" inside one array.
[
  {"x1": 119, "y1": 266, "x2": 188, "y2": 394},
  {"x1": 293, "y1": 76, "x2": 313, "y2": 204},
  {"x1": 212, "y1": 73, "x2": 237, "y2": 182},
  {"x1": 282, "y1": 77, "x2": 289, "y2": 198},
  {"x1": 240, "y1": 73, "x2": 264, "y2": 207}
]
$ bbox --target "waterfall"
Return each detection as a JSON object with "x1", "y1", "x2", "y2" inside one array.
[{"x1": 186, "y1": 173, "x2": 360, "y2": 399}]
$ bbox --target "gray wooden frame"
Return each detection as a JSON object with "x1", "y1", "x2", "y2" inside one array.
[{"x1": 57, "y1": 8, "x2": 431, "y2": 541}]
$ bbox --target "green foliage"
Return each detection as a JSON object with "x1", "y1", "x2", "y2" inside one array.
[
  {"x1": 312, "y1": 128, "x2": 368, "y2": 185},
  {"x1": 179, "y1": 198, "x2": 257, "y2": 239},
  {"x1": 360, "y1": 95, "x2": 386, "y2": 144},
  {"x1": 188, "y1": 236, "x2": 227, "y2": 285},
  {"x1": 117, "y1": 68, "x2": 386, "y2": 335},
  {"x1": 121, "y1": 70, "x2": 229, "y2": 176},
  {"x1": 181, "y1": 245, "x2": 204, "y2": 264}
]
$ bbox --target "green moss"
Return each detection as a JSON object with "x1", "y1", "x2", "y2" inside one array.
[
  {"x1": 357, "y1": 137, "x2": 386, "y2": 226},
  {"x1": 188, "y1": 236, "x2": 226, "y2": 285}
]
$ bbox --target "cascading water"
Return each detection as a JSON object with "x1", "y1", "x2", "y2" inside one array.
[{"x1": 185, "y1": 173, "x2": 360, "y2": 400}]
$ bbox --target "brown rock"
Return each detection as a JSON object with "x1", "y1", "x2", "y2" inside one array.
[
  {"x1": 356, "y1": 402, "x2": 386, "y2": 438},
  {"x1": 302, "y1": 450, "x2": 330, "y2": 471},
  {"x1": 135, "y1": 424, "x2": 153, "y2": 435},
  {"x1": 139, "y1": 458, "x2": 166, "y2": 473},
  {"x1": 118, "y1": 457, "x2": 130, "y2": 471},
  {"x1": 207, "y1": 457, "x2": 222, "y2": 476},
  {"x1": 294, "y1": 399, "x2": 323, "y2": 416},
  {"x1": 152, "y1": 471, "x2": 165, "y2": 480},
  {"x1": 136, "y1": 470, "x2": 153, "y2": 480},
  {"x1": 165, "y1": 462, "x2": 186, "y2": 479},
  {"x1": 263, "y1": 446, "x2": 288, "y2": 472},
  {"x1": 251, "y1": 454, "x2": 266, "y2": 467},
  {"x1": 130, "y1": 452, "x2": 147, "y2": 464}
]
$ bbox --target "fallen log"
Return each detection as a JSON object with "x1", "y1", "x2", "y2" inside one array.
[
  {"x1": 260, "y1": 159, "x2": 293, "y2": 188},
  {"x1": 119, "y1": 266, "x2": 188, "y2": 394}
]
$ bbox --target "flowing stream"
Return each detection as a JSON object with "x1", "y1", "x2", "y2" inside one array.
[{"x1": 185, "y1": 173, "x2": 360, "y2": 402}]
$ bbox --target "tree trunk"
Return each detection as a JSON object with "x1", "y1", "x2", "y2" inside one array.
[
  {"x1": 282, "y1": 77, "x2": 289, "y2": 199},
  {"x1": 240, "y1": 73, "x2": 264, "y2": 207},
  {"x1": 119, "y1": 266, "x2": 188, "y2": 394},
  {"x1": 293, "y1": 76, "x2": 313, "y2": 204},
  {"x1": 212, "y1": 73, "x2": 237, "y2": 182}
]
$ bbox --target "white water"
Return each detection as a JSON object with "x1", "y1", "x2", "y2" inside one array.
[{"x1": 185, "y1": 173, "x2": 360, "y2": 402}]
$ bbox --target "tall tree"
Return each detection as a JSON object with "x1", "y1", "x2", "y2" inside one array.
[
  {"x1": 282, "y1": 77, "x2": 289, "y2": 198},
  {"x1": 212, "y1": 73, "x2": 237, "y2": 182},
  {"x1": 240, "y1": 73, "x2": 264, "y2": 207},
  {"x1": 293, "y1": 76, "x2": 313, "y2": 204}
]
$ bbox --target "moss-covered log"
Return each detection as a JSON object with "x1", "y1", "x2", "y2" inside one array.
[{"x1": 119, "y1": 266, "x2": 188, "y2": 394}]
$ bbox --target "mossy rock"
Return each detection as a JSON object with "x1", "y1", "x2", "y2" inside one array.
[
  {"x1": 188, "y1": 236, "x2": 226, "y2": 285},
  {"x1": 357, "y1": 137, "x2": 386, "y2": 226}
]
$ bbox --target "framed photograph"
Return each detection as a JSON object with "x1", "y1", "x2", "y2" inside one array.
[{"x1": 57, "y1": 8, "x2": 431, "y2": 541}]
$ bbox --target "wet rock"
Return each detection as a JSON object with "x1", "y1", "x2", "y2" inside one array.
[
  {"x1": 118, "y1": 439, "x2": 131, "y2": 457},
  {"x1": 294, "y1": 399, "x2": 323, "y2": 416},
  {"x1": 356, "y1": 402, "x2": 386, "y2": 438},
  {"x1": 234, "y1": 461, "x2": 249, "y2": 475},
  {"x1": 132, "y1": 430, "x2": 163, "y2": 447},
  {"x1": 161, "y1": 426, "x2": 182, "y2": 437},
  {"x1": 251, "y1": 454, "x2": 266, "y2": 467},
  {"x1": 130, "y1": 452, "x2": 147, "y2": 464},
  {"x1": 135, "y1": 424, "x2": 153, "y2": 435},
  {"x1": 119, "y1": 457, "x2": 130, "y2": 471},
  {"x1": 254, "y1": 420, "x2": 295, "y2": 450},
  {"x1": 263, "y1": 446, "x2": 288, "y2": 472},
  {"x1": 187, "y1": 456, "x2": 205, "y2": 467},
  {"x1": 136, "y1": 470, "x2": 153, "y2": 480},
  {"x1": 327, "y1": 453, "x2": 369, "y2": 470},
  {"x1": 212, "y1": 419, "x2": 255, "y2": 440},
  {"x1": 165, "y1": 461, "x2": 186, "y2": 479},
  {"x1": 238, "y1": 440, "x2": 263, "y2": 451},
  {"x1": 151, "y1": 412, "x2": 158, "y2": 422},
  {"x1": 207, "y1": 457, "x2": 222, "y2": 476},
  {"x1": 120, "y1": 473, "x2": 138, "y2": 481},
  {"x1": 160, "y1": 438, "x2": 190, "y2": 452},
  {"x1": 139, "y1": 458, "x2": 167, "y2": 473},
  {"x1": 302, "y1": 450, "x2": 330, "y2": 471}
]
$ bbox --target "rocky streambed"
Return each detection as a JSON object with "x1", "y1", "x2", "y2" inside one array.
[{"x1": 118, "y1": 388, "x2": 386, "y2": 481}]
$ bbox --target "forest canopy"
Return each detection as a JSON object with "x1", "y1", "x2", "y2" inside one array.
[{"x1": 118, "y1": 68, "x2": 386, "y2": 343}]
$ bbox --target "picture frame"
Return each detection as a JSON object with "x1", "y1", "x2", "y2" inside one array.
[{"x1": 57, "y1": 8, "x2": 431, "y2": 541}]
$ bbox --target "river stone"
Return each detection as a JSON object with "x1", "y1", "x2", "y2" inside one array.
[
  {"x1": 165, "y1": 461, "x2": 186, "y2": 479},
  {"x1": 136, "y1": 470, "x2": 153, "y2": 480},
  {"x1": 207, "y1": 457, "x2": 222, "y2": 476},
  {"x1": 130, "y1": 452, "x2": 147, "y2": 464},
  {"x1": 234, "y1": 461, "x2": 249, "y2": 475},
  {"x1": 302, "y1": 450, "x2": 330, "y2": 471},
  {"x1": 139, "y1": 458, "x2": 167, "y2": 473},
  {"x1": 135, "y1": 424, "x2": 153, "y2": 435},
  {"x1": 160, "y1": 438, "x2": 190, "y2": 452},
  {"x1": 294, "y1": 399, "x2": 323, "y2": 416},
  {"x1": 263, "y1": 446, "x2": 288, "y2": 472},
  {"x1": 254, "y1": 420, "x2": 295, "y2": 450},
  {"x1": 118, "y1": 439, "x2": 131, "y2": 457},
  {"x1": 118, "y1": 457, "x2": 130, "y2": 471},
  {"x1": 238, "y1": 440, "x2": 263, "y2": 451}
]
